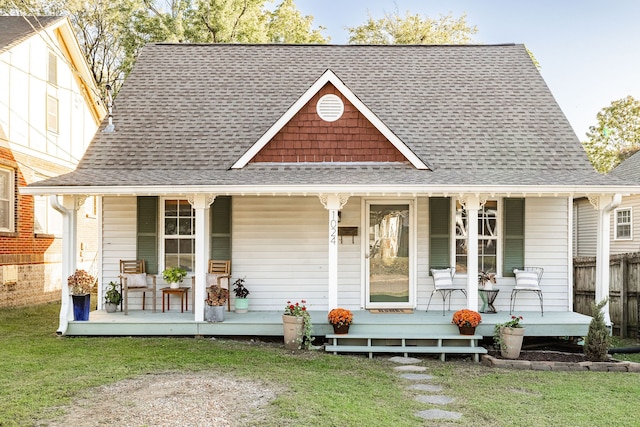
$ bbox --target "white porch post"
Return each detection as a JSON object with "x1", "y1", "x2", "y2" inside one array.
[
  {"x1": 591, "y1": 194, "x2": 621, "y2": 327},
  {"x1": 461, "y1": 195, "x2": 480, "y2": 310},
  {"x1": 319, "y1": 194, "x2": 349, "y2": 310},
  {"x1": 190, "y1": 194, "x2": 215, "y2": 322},
  {"x1": 49, "y1": 195, "x2": 81, "y2": 335}
]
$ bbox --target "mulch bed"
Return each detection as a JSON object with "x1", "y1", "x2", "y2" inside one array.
[{"x1": 488, "y1": 350, "x2": 607, "y2": 363}]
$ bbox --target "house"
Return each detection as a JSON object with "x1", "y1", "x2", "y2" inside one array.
[
  {"x1": 574, "y1": 150, "x2": 640, "y2": 257},
  {"x1": 0, "y1": 16, "x2": 105, "y2": 307},
  {"x1": 22, "y1": 43, "x2": 638, "y2": 336}
]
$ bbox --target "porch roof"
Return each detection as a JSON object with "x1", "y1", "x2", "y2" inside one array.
[{"x1": 26, "y1": 43, "x2": 628, "y2": 193}]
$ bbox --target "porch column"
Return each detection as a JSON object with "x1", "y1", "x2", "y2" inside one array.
[
  {"x1": 319, "y1": 194, "x2": 349, "y2": 310},
  {"x1": 49, "y1": 195, "x2": 82, "y2": 335},
  {"x1": 590, "y1": 194, "x2": 621, "y2": 327},
  {"x1": 189, "y1": 194, "x2": 215, "y2": 322},
  {"x1": 460, "y1": 195, "x2": 480, "y2": 310}
]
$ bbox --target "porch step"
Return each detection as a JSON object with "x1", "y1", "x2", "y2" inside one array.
[{"x1": 325, "y1": 333, "x2": 487, "y2": 362}]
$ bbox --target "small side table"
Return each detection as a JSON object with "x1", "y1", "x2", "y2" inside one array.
[
  {"x1": 478, "y1": 289, "x2": 499, "y2": 313},
  {"x1": 162, "y1": 287, "x2": 189, "y2": 313}
]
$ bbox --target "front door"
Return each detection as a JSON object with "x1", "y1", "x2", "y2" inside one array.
[{"x1": 365, "y1": 201, "x2": 413, "y2": 308}]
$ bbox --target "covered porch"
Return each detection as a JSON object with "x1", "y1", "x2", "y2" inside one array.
[{"x1": 67, "y1": 309, "x2": 591, "y2": 339}]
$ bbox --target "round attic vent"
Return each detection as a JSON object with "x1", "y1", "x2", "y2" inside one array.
[{"x1": 316, "y1": 94, "x2": 344, "y2": 122}]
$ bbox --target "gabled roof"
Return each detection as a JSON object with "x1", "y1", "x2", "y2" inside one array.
[
  {"x1": 232, "y1": 69, "x2": 430, "y2": 170},
  {"x1": 0, "y1": 16, "x2": 65, "y2": 53},
  {"x1": 26, "y1": 43, "x2": 624, "y2": 193},
  {"x1": 0, "y1": 15, "x2": 105, "y2": 124},
  {"x1": 609, "y1": 150, "x2": 640, "y2": 183}
]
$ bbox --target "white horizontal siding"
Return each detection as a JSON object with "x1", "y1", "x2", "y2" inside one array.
[
  {"x1": 520, "y1": 197, "x2": 571, "y2": 312},
  {"x1": 102, "y1": 196, "x2": 153, "y2": 309},
  {"x1": 102, "y1": 196, "x2": 137, "y2": 279},
  {"x1": 573, "y1": 198, "x2": 598, "y2": 257},
  {"x1": 232, "y1": 196, "x2": 363, "y2": 311}
]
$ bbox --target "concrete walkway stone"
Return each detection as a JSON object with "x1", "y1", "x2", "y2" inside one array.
[
  {"x1": 389, "y1": 356, "x2": 422, "y2": 364},
  {"x1": 400, "y1": 373, "x2": 434, "y2": 381},
  {"x1": 409, "y1": 384, "x2": 443, "y2": 392},
  {"x1": 415, "y1": 409, "x2": 463, "y2": 420},
  {"x1": 393, "y1": 365, "x2": 427, "y2": 372},
  {"x1": 416, "y1": 395, "x2": 455, "y2": 405}
]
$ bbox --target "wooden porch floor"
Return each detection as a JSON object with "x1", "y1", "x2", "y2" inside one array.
[{"x1": 67, "y1": 309, "x2": 592, "y2": 338}]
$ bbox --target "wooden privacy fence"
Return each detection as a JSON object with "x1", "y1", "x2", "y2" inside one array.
[{"x1": 574, "y1": 252, "x2": 640, "y2": 338}]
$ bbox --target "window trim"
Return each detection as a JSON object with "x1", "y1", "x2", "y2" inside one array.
[
  {"x1": 160, "y1": 198, "x2": 196, "y2": 273},
  {"x1": 614, "y1": 207, "x2": 632, "y2": 241},
  {"x1": 452, "y1": 198, "x2": 502, "y2": 277},
  {"x1": 0, "y1": 167, "x2": 15, "y2": 233}
]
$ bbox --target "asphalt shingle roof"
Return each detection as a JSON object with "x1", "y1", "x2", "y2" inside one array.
[
  {"x1": 0, "y1": 16, "x2": 64, "y2": 53},
  {"x1": 609, "y1": 150, "x2": 640, "y2": 183},
  {"x1": 32, "y1": 43, "x2": 618, "y2": 189}
]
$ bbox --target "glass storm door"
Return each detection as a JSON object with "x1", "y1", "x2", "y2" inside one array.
[{"x1": 366, "y1": 202, "x2": 412, "y2": 307}]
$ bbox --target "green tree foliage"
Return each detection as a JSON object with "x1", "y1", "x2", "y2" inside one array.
[
  {"x1": 583, "y1": 298, "x2": 611, "y2": 362},
  {"x1": 347, "y1": 10, "x2": 477, "y2": 45},
  {"x1": 582, "y1": 95, "x2": 640, "y2": 173},
  {"x1": 0, "y1": 0, "x2": 327, "y2": 94}
]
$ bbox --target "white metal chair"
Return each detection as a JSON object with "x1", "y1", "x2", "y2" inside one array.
[
  {"x1": 510, "y1": 267, "x2": 544, "y2": 316},
  {"x1": 426, "y1": 267, "x2": 467, "y2": 315}
]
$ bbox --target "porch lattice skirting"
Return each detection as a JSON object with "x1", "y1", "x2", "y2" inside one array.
[{"x1": 325, "y1": 333, "x2": 487, "y2": 362}]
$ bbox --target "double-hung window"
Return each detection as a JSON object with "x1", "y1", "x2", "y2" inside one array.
[
  {"x1": 614, "y1": 208, "x2": 632, "y2": 240},
  {"x1": 0, "y1": 168, "x2": 14, "y2": 232},
  {"x1": 162, "y1": 199, "x2": 195, "y2": 272},
  {"x1": 454, "y1": 199, "x2": 499, "y2": 274}
]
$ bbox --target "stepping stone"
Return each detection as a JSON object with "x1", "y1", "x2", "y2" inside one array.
[
  {"x1": 400, "y1": 373, "x2": 434, "y2": 381},
  {"x1": 415, "y1": 409, "x2": 463, "y2": 420},
  {"x1": 409, "y1": 384, "x2": 443, "y2": 392},
  {"x1": 389, "y1": 356, "x2": 422, "y2": 364},
  {"x1": 416, "y1": 395, "x2": 455, "y2": 405},
  {"x1": 394, "y1": 365, "x2": 427, "y2": 372}
]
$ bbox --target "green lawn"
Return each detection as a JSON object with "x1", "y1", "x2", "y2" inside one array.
[{"x1": 1, "y1": 303, "x2": 639, "y2": 426}]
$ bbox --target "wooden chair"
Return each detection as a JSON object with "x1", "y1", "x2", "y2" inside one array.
[
  {"x1": 426, "y1": 267, "x2": 467, "y2": 315},
  {"x1": 119, "y1": 260, "x2": 157, "y2": 315},
  {"x1": 511, "y1": 267, "x2": 544, "y2": 316},
  {"x1": 192, "y1": 260, "x2": 231, "y2": 311}
]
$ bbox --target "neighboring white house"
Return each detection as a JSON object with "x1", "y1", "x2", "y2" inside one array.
[
  {"x1": 574, "y1": 151, "x2": 640, "y2": 257},
  {"x1": 23, "y1": 43, "x2": 638, "y2": 332},
  {"x1": 0, "y1": 16, "x2": 105, "y2": 307}
]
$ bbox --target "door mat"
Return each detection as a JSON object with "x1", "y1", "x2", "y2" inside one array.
[{"x1": 369, "y1": 309, "x2": 413, "y2": 314}]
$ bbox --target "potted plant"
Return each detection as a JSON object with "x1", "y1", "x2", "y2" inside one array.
[
  {"x1": 478, "y1": 271, "x2": 496, "y2": 290},
  {"x1": 283, "y1": 300, "x2": 313, "y2": 350},
  {"x1": 232, "y1": 277, "x2": 250, "y2": 313},
  {"x1": 493, "y1": 315, "x2": 525, "y2": 359},
  {"x1": 205, "y1": 286, "x2": 228, "y2": 322},
  {"x1": 162, "y1": 266, "x2": 187, "y2": 289},
  {"x1": 327, "y1": 308, "x2": 353, "y2": 334},
  {"x1": 104, "y1": 281, "x2": 122, "y2": 313},
  {"x1": 451, "y1": 309, "x2": 482, "y2": 335},
  {"x1": 67, "y1": 269, "x2": 96, "y2": 321}
]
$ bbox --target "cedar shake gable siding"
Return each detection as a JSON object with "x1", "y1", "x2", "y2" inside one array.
[{"x1": 252, "y1": 84, "x2": 407, "y2": 164}]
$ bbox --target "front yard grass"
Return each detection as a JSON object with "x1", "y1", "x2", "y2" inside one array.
[{"x1": 0, "y1": 302, "x2": 638, "y2": 426}]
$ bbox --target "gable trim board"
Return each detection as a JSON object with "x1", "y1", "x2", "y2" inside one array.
[{"x1": 231, "y1": 69, "x2": 430, "y2": 170}]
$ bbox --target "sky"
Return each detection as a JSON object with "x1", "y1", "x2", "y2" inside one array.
[{"x1": 294, "y1": 0, "x2": 640, "y2": 140}]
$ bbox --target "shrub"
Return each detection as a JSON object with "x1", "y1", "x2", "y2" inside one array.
[{"x1": 584, "y1": 298, "x2": 611, "y2": 362}]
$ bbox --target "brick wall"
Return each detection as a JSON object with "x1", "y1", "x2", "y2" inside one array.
[
  {"x1": 251, "y1": 83, "x2": 407, "y2": 163},
  {"x1": 0, "y1": 147, "x2": 97, "y2": 308}
]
